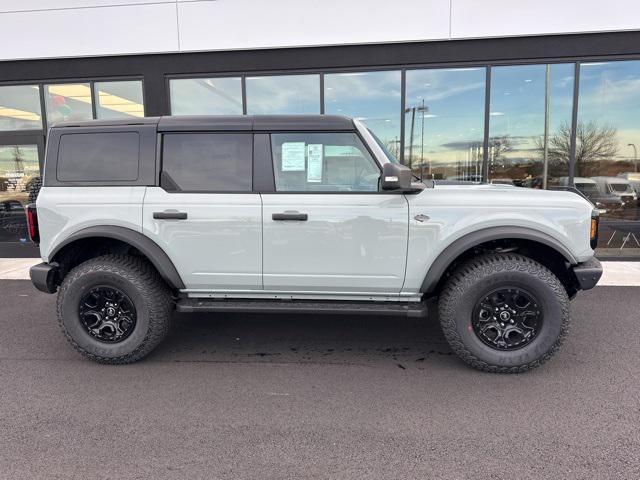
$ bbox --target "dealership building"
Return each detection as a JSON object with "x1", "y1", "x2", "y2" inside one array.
[{"x1": 1, "y1": 0, "x2": 640, "y2": 259}]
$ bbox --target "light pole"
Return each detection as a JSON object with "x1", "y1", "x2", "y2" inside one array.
[
  {"x1": 404, "y1": 103, "x2": 429, "y2": 178},
  {"x1": 628, "y1": 143, "x2": 637, "y2": 173}
]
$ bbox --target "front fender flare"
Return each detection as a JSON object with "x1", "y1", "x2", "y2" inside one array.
[
  {"x1": 49, "y1": 225, "x2": 185, "y2": 290},
  {"x1": 420, "y1": 226, "x2": 577, "y2": 294}
]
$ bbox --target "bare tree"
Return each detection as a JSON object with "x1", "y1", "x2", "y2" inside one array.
[{"x1": 537, "y1": 120, "x2": 619, "y2": 177}]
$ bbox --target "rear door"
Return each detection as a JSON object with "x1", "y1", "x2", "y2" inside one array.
[
  {"x1": 143, "y1": 132, "x2": 262, "y2": 291},
  {"x1": 260, "y1": 131, "x2": 409, "y2": 295}
]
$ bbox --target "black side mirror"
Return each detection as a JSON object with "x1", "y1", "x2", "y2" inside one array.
[{"x1": 381, "y1": 162, "x2": 412, "y2": 191}]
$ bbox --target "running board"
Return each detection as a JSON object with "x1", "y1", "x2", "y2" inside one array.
[{"x1": 176, "y1": 298, "x2": 428, "y2": 318}]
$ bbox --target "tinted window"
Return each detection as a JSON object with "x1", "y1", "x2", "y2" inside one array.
[
  {"x1": 246, "y1": 75, "x2": 320, "y2": 114},
  {"x1": 162, "y1": 133, "x2": 252, "y2": 192},
  {"x1": 57, "y1": 132, "x2": 139, "y2": 182},
  {"x1": 94, "y1": 81, "x2": 144, "y2": 119},
  {"x1": 271, "y1": 133, "x2": 379, "y2": 192}
]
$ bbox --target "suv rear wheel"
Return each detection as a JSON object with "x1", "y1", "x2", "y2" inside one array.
[
  {"x1": 57, "y1": 254, "x2": 173, "y2": 364},
  {"x1": 438, "y1": 253, "x2": 570, "y2": 373}
]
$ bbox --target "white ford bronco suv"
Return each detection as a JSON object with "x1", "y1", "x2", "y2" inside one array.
[{"x1": 27, "y1": 115, "x2": 602, "y2": 372}]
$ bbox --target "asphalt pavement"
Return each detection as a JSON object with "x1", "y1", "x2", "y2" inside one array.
[{"x1": 0, "y1": 280, "x2": 639, "y2": 479}]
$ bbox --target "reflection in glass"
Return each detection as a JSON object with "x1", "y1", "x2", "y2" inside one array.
[
  {"x1": 324, "y1": 71, "x2": 401, "y2": 158},
  {"x1": 0, "y1": 85, "x2": 43, "y2": 131},
  {"x1": 489, "y1": 64, "x2": 574, "y2": 188},
  {"x1": 0, "y1": 144, "x2": 40, "y2": 244},
  {"x1": 576, "y1": 60, "x2": 640, "y2": 256},
  {"x1": 404, "y1": 68, "x2": 485, "y2": 180},
  {"x1": 45, "y1": 83, "x2": 93, "y2": 126},
  {"x1": 246, "y1": 75, "x2": 319, "y2": 114},
  {"x1": 94, "y1": 81, "x2": 144, "y2": 119},
  {"x1": 170, "y1": 77, "x2": 243, "y2": 115}
]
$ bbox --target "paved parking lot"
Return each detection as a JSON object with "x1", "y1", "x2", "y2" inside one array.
[{"x1": 1, "y1": 280, "x2": 639, "y2": 479}]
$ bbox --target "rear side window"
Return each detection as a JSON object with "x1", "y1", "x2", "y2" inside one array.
[
  {"x1": 57, "y1": 132, "x2": 139, "y2": 182},
  {"x1": 161, "y1": 133, "x2": 252, "y2": 192}
]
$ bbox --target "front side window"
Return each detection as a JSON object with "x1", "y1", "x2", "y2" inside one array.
[
  {"x1": 161, "y1": 133, "x2": 252, "y2": 192},
  {"x1": 271, "y1": 133, "x2": 379, "y2": 192}
]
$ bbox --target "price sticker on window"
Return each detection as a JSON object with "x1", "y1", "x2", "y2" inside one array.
[
  {"x1": 281, "y1": 142, "x2": 306, "y2": 171},
  {"x1": 306, "y1": 144, "x2": 323, "y2": 182}
]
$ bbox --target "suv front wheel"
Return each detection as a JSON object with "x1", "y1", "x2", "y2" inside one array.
[
  {"x1": 438, "y1": 253, "x2": 570, "y2": 373},
  {"x1": 57, "y1": 254, "x2": 173, "y2": 364}
]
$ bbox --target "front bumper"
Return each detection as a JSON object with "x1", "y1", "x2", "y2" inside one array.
[
  {"x1": 572, "y1": 257, "x2": 603, "y2": 291},
  {"x1": 30, "y1": 262, "x2": 59, "y2": 294}
]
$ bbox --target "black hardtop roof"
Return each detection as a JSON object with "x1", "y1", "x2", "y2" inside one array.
[{"x1": 51, "y1": 115, "x2": 356, "y2": 131}]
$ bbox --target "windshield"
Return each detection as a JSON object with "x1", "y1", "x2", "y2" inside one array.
[
  {"x1": 610, "y1": 183, "x2": 633, "y2": 193},
  {"x1": 366, "y1": 127, "x2": 399, "y2": 164},
  {"x1": 576, "y1": 183, "x2": 600, "y2": 194}
]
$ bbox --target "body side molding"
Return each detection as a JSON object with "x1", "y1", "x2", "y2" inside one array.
[
  {"x1": 420, "y1": 226, "x2": 577, "y2": 294},
  {"x1": 49, "y1": 225, "x2": 186, "y2": 290}
]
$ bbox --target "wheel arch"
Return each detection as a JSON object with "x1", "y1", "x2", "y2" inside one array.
[
  {"x1": 421, "y1": 226, "x2": 578, "y2": 295},
  {"x1": 49, "y1": 226, "x2": 185, "y2": 290}
]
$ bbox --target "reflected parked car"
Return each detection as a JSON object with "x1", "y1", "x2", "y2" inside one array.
[
  {"x1": 0, "y1": 199, "x2": 28, "y2": 242},
  {"x1": 592, "y1": 176, "x2": 638, "y2": 207},
  {"x1": 557, "y1": 177, "x2": 624, "y2": 212},
  {"x1": 617, "y1": 172, "x2": 640, "y2": 197}
]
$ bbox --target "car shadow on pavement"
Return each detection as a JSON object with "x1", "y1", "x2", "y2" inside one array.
[{"x1": 153, "y1": 303, "x2": 453, "y2": 369}]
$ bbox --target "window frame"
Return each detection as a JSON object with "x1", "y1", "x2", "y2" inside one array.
[{"x1": 158, "y1": 131, "x2": 255, "y2": 194}]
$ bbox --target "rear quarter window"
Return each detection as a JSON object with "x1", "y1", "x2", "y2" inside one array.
[{"x1": 56, "y1": 132, "x2": 140, "y2": 182}]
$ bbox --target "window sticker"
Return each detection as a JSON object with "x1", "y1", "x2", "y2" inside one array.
[
  {"x1": 306, "y1": 144, "x2": 323, "y2": 182},
  {"x1": 281, "y1": 142, "x2": 306, "y2": 171}
]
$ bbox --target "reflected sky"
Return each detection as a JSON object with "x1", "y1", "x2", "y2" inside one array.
[
  {"x1": 246, "y1": 74, "x2": 319, "y2": 114},
  {"x1": 579, "y1": 60, "x2": 640, "y2": 162},
  {"x1": 170, "y1": 77, "x2": 243, "y2": 116},
  {"x1": 405, "y1": 67, "x2": 485, "y2": 174},
  {"x1": 324, "y1": 71, "x2": 401, "y2": 154}
]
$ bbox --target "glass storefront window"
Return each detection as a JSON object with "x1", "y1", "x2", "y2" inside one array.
[
  {"x1": 246, "y1": 75, "x2": 319, "y2": 114},
  {"x1": 0, "y1": 144, "x2": 40, "y2": 244},
  {"x1": 404, "y1": 67, "x2": 486, "y2": 181},
  {"x1": 324, "y1": 71, "x2": 401, "y2": 159},
  {"x1": 94, "y1": 81, "x2": 144, "y2": 119},
  {"x1": 577, "y1": 60, "x2": 640, "y2": 256},
  {"x1": 488, "y1": 64, "x2": 574, "y2": 188},
  {"x1": 45, "y1": 83, "x2": 93, "y2": 127},
  {"x1": 0, "y1": 85, "x2": 43, "y2": 131},
  {"x1": 170, "y1": 77, "x2": 243, "y2": 115}
]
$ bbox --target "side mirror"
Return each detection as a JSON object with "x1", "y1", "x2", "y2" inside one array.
[{"x1": 381, "y1": 162, "x2": 412, "y2": 191}]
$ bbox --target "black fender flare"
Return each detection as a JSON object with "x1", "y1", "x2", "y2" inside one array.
[
  {"x1": 420, "y1": 226, "x2": 577, "y2": 294},
  {"x1": 49, "y1": 225, "x2": 185, "y2": 290}
]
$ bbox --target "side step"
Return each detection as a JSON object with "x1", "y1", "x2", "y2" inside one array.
[{"x1": 176, "y1": 298, "x2": 427, "y2": 318}]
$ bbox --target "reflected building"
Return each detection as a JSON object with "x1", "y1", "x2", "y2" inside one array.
[{"x1": 0, "y1": 1, "x2": 640, "y2": 258}]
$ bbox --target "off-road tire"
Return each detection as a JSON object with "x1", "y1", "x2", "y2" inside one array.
[
  {"x1": 57, "y1": 254, "x2": 173, "y2": 364},
  {"x1": 438, "y1": 253, "x2": 570, "y2": 373}
]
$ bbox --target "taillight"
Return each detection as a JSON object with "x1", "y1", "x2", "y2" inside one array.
[
  {"x1": 26, "y1": 203, "x2": 39, "y2": 244},
  {"x1": 590, "y1": 213, "x2": 599, "y2": 250}
]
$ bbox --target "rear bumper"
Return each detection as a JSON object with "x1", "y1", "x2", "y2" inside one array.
[
  {"x1": 30, "y1": 262, "x2": 59, "y2": 294},
  {"x1": 572, "y1": 257, "x2": 603, "y2": 291}
]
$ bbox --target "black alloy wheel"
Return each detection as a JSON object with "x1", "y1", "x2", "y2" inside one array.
[
  {"x1": 472, "y1": 287, "x2": 543, "y2": 350},
  {"x1": 78, "y1": 285, "x2": 137, "y2": 343}
]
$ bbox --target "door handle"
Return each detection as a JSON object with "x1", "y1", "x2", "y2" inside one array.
[
  {"x1": 272, "y1": 212, "x2": 308, "y2": 221},
  {"x1": 153, "y1": 211, "x2": 188, "y2": 220}
]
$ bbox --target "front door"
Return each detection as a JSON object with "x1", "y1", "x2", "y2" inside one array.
[
  {"x1": 143, "y1": 132, "x2": 262, "y2": 291},
  {"x1": 261, "y1": 131, "x2": 409, "y2": 295}
]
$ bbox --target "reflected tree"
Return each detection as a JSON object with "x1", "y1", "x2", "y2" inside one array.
[{"x1": 537, "y1": 120, "x2": 619, "y2": 177}]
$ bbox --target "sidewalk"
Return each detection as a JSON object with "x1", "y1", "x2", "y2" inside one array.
[{"x1": 2, "y1": 258, "x2": 640, "y2": 285}]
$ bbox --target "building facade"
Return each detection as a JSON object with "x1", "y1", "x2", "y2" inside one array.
[{"x1": 1, "y1": 0, "x2": 640, "y2": 258}]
